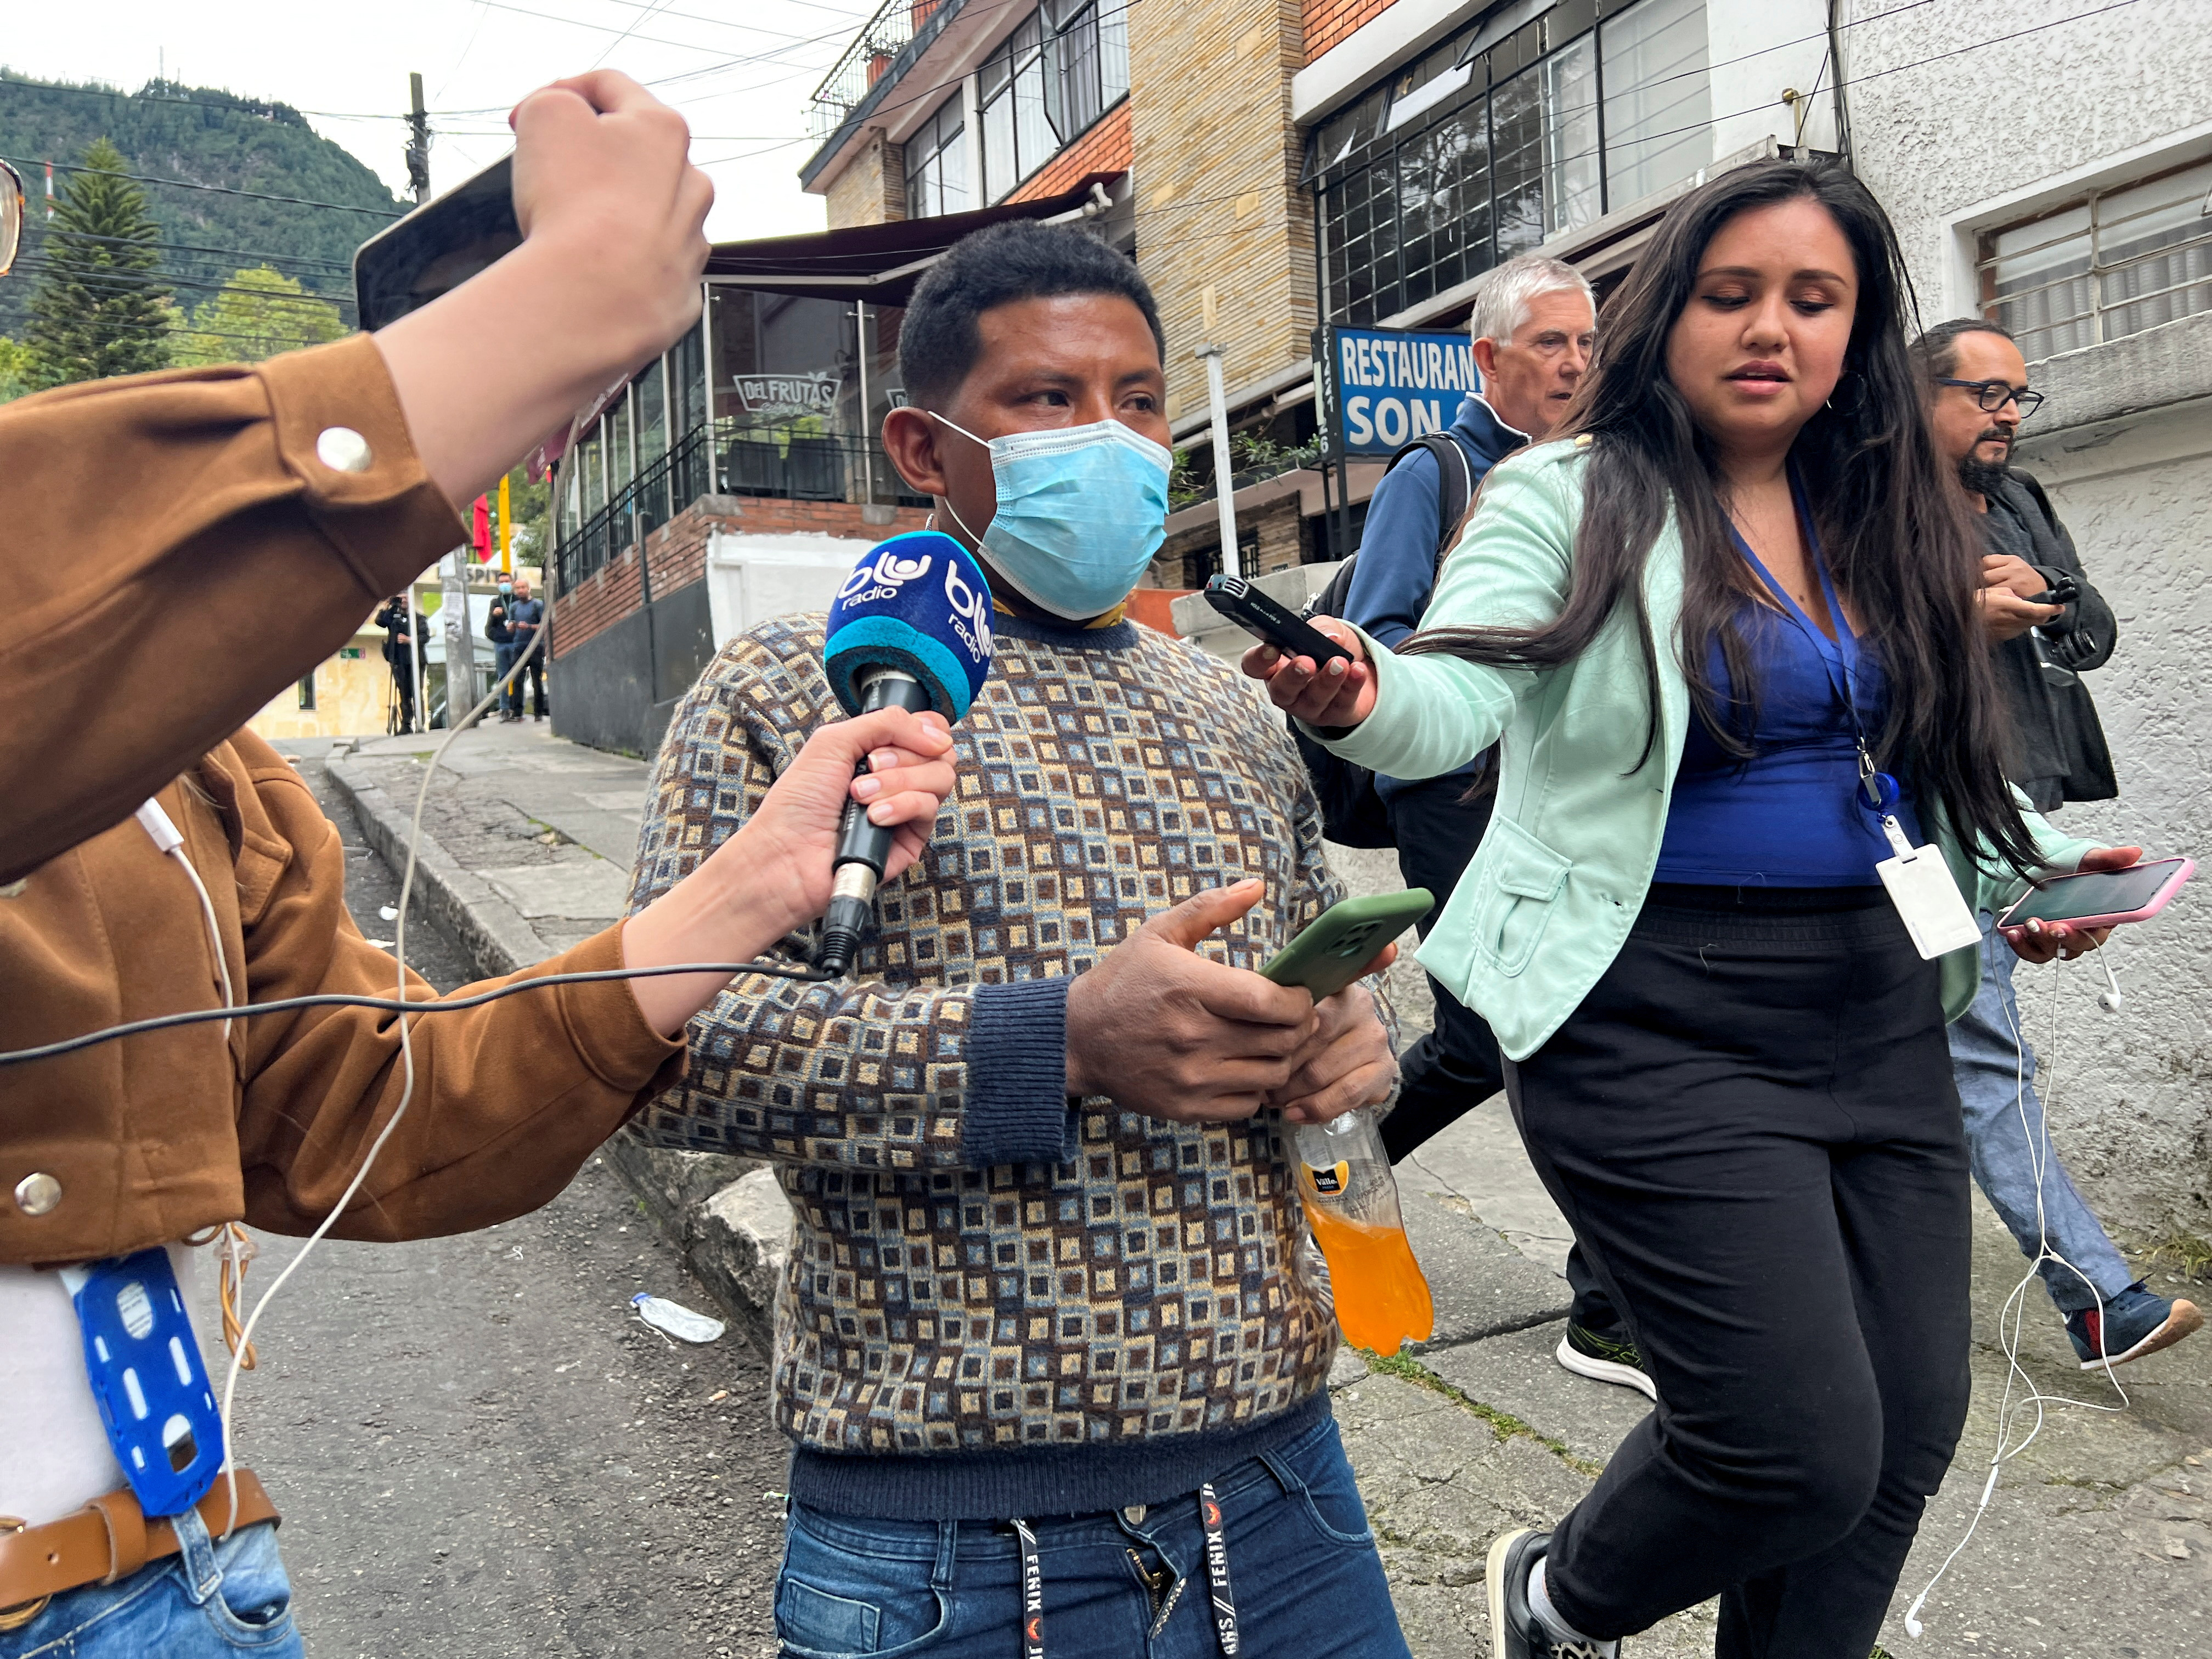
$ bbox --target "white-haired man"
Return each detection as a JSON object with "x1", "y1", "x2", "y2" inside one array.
[{"x1": 1341, "y1": 257, "x2": 1645, "y2": 1399}]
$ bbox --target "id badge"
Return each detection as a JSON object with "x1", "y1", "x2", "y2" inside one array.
[
  {"x1": 60, "y1": 1248, "x2": 227, "y2": 1517},
  {"x1": 1873, "y1": 816, "x2": 1983, "y2": 960}
]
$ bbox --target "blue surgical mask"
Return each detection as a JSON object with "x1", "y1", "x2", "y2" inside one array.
[{"x1": 932, "y1": 414, "x2": 1170, "y2": 620}]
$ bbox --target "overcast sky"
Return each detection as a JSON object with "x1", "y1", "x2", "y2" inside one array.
[{"x1": 4, "y1": 0, "x2": 861, "y2": 242}]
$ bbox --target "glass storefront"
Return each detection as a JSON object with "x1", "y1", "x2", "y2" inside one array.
[{"x1": 1308, "y1": 0, "x2": 1711, "y2": 326}]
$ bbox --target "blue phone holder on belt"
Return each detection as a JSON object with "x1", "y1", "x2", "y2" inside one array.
[{"x1": 61, "y1": 1248, "x2": 227, "y2": 1516}]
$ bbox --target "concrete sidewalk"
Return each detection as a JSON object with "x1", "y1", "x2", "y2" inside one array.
[{"x1": 306, "y1": 720, "x2": 2212, "y2": 1657}]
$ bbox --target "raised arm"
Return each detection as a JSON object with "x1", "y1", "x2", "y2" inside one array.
[
  {"x1": 1247, "y1": 451, "x2": 1577, "y2": 780},
  {"x1": 0, "y1": 72, "x2": 711, "y2": 883},
  {"x1": 230, "y1": 702, "x2": 951, "y2": 1239}
]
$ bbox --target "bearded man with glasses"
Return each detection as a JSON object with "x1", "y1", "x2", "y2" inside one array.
[{"x1": 1912, "y1": 318, "x2": 2200, "y2": 1373}]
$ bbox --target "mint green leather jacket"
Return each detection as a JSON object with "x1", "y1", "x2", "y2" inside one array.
[{"x1": 1314, "y1": 438, "x2": 2097, "y2": 1062}]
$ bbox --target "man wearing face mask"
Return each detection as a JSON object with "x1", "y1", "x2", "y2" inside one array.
[{"x1": 627, "y1": 221, "x2": 1413, "y2": 1658}]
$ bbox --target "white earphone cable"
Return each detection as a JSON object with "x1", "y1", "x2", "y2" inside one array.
[{"x1": 1903, "y1": 928, "x2": 2129, "y2": 1638}]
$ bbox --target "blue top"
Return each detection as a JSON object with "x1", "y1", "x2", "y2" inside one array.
[
  {"x1": 1655, "y1": 506, "x2": 1923, "y2": 887},
  {"x1": 1342, "y1": 392, "x2": 1526, "y2": 798}
]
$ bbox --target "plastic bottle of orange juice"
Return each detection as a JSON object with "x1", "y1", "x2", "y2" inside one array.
[{"x1": 1295, "y1": 1109, "x2": 1434, "y2": 1353}]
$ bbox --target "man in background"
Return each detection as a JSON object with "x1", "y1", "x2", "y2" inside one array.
[
  {"x1": 506, "y1": 575, "x2": 548, "y2": 720},
  {"x1": 1339, "y1": 257, "x2": 1649, "y2": 1401},
  {"x1": 1917, "y1": 317, "x2": 2200, "y2": 1369},
  {"x1": 374, "y1": 594, "x2": 417, "y2": 735},
  {"x1": 485, "y1": 579, "x2": 518, "y2": 723}
]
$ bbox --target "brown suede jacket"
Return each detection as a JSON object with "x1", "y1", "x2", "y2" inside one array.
[
  {"x1": 0, "y1": 731, "x2": 684, "y2": 1266},
  {"x1": 0, "y1": 334, "x2": 683, "y2": 1263},
  {"x1": 0, "y1": 334, "x2": 467, "y2": 884}
]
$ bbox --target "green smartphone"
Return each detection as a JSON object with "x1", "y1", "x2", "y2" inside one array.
[{"x1": 1260, "y1": 889, "x2": 1434, "y2": 1000}]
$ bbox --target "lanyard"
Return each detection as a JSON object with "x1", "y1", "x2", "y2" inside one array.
[
  {"x1": 1010, "y1": 1488, "x2": 1242, "y2": 1659},
  {"x1": 1725, "y1": 494, "x2": 1900, "y2": 830}
]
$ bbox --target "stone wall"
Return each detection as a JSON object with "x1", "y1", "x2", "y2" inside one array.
[
  {"x1": 1846, "y1": 0, "x2": 2212, "y2": 1243},
  {"x1": 1130, "y1": 0, "x2": 1317, "y2": 425},
  {"x1": 825, "y1": 128, "x2": 907, "y2": 229},
  {"x1": 2011, "y1": 405, "x2": 2212, "y2": 1248}
]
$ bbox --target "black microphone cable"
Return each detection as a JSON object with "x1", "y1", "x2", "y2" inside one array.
[{"x1": 0, "y1": 959, "x2": 833, "y2": 1069}]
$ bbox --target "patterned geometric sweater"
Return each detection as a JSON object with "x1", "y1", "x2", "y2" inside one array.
[{"x1": 627, "y1": 608, "x2": 1378, "y2": 1520}]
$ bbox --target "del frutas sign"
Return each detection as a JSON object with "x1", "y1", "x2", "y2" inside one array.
[{"x1": 1327, "y1": 327, "x2": 1479, "y2": 456}]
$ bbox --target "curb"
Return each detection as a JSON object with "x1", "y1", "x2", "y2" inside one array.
[
  {"x1": 323, "y1": 755, "x2": 792, "y2": 1354},
  {"x1": 328, "y1": 757, "x2": 552, "y2": 977}
]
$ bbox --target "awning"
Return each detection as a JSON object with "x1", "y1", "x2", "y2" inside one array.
[{"x1": 704, "y1": 174, "x2": 1120, "y2": 305}]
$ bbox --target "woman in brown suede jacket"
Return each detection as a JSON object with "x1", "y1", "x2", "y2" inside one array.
[{"x1": 0, "y1": 70, "x2": 961, "y2": 1658}]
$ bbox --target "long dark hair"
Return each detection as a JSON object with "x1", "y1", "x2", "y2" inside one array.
[{"x1": 1406, "y1": 159, "x2": 2038, "y2": 876}]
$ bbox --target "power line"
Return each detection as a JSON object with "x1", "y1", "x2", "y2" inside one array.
[
  {"x1": 467, "y1": 0, "x2": 853, "y2": 63},
  {"x1": 8, "y1": 225, "x2": 355, "y2": 274},
  {"x1": 20, "y1": 155, "x2": 401, "y2": 218}
]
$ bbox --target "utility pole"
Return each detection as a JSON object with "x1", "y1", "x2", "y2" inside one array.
[
  {"x1": 1195, "y1": 345, "x2": 1239, "y2": 579},
  {"x1": 405, "y1": 72, "x2": 431, "y2": 206},
  {"x1": 1197, "y1": 284, "x2": 1240, "y2": 579}
]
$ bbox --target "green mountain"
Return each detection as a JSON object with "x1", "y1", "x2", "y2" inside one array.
[{"x1": 0, "y1": 70, "x2": 406, "y2": 340}]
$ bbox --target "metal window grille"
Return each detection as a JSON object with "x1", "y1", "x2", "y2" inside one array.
[
  {"x1": 1310, "y1": 0, "x2": 1709, "y2": 328},
  {"x1": 1978, "y1": 155, "x2": 2212, "y2": 362}
]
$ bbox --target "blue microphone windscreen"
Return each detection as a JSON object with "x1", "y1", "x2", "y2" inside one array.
[{"x1": 824, "y1": 531, "x2": 995, "y2": 721}]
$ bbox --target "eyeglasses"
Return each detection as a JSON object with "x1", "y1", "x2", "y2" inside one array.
[{"x1": 1936, "y1": 377, "x2": 2045, "y2": 417}]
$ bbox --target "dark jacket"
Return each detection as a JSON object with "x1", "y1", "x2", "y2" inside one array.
[
  {"x1": 1342, "y1": 392, "x2": 1526, "y2": 796},
  {"x1": 1979, "y1": 469, "x2": 2118, "y2": 811},
  {"x1": 375, "y1": 598, "x2": 414, "y2": 662},
  {"x1": 485, "y1": 597, "x2": 514, "y2": 647}
]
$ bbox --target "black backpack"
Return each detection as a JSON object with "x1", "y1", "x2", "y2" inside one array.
[{"x1": 1289, "y1": 433, "x2": 1474, "y2": 847}]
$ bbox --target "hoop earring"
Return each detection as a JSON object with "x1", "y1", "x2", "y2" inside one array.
[{"x1": 1824, "y1": 369, "x2": 1864, "y2": 415}]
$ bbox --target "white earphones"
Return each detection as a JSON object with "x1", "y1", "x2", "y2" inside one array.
[{"x1": 2096, "y1": 952, "x2": 2123, "y2": 1013}]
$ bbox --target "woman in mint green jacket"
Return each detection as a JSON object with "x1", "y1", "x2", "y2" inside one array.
[{"x1": 1254, "y1": 161, "x2": 2140, "y2": 1659}]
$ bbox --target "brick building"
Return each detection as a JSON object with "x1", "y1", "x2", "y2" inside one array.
[
  {"x1": 545, "y1": 0, "x2": 1852, "y2": 747},
  {"x1": 792, "y1": 0, "x2": 1844, "y2": 585}
]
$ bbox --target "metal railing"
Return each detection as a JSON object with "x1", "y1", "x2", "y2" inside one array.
[
  {"x1": 554, "y1": 422, "x2": 928, "y2": 596},
  {"x1": 808, "y1": 0, "x2": 956, "y2": 140}
]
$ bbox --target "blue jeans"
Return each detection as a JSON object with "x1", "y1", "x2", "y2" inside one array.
[
  {"x1": 494, "y1": 641, "x2": 521, "y2": 715},
  {"x1": 774, "y1": 1415, "x2": 1409, "y2": 1659},
  {"x1": 0, "y1": 1511, "x2": 299, "y2": 1658},
  {"x1": 1948, "y1": 917, "x2": 2134, "y2": 1313}
]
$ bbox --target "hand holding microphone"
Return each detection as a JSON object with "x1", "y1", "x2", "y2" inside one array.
[
  {"x1": 816, "y1": 530, "x2": 998, "y2": 973},
  {"x1": 619, "y1": 708, "x2": 955, "y2": 1033}
]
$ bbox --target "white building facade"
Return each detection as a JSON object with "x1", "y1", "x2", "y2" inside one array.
[{"x1": 1847, "y1": 0, "x2": 2212, "y2": 1247}]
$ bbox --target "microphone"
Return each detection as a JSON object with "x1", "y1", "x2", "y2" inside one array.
[{"x1": 816, "y1": 531, "x2": 995, "y2": 975}]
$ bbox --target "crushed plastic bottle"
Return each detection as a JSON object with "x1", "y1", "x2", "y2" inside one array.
[
  {"x1": 1294, "y1": 1110, "x2": 1434, "y2": 1353},
  {"x1": 630, "y1": 1292, "x2": 725, "y2": 1344}
]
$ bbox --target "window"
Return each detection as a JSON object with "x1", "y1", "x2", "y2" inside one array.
[
  {"x1": 1600, "y1": 0, "x2": 1709, "y2": 207},
  {"x1": 1311, "y1": 0, "x2": 1712, "y2": 326},
  {"x1": 1980, "y1": 155, "x2": 2212, "y2": 360},
  {"x1": 978, "y1": 1, "x2": 1130, "y2": 205},
  {"x1": 905, "y1": 95, "x2": 969, "y2": 219},
  {"x1": 297, "y1": 670, "x2": 316, "y2": 712}
]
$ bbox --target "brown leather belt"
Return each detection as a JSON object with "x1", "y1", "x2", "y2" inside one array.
[{"x1": 0, "y1": 1470, "x2": 279, "y2": 1628}]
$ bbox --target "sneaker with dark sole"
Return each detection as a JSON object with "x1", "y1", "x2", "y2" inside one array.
[
  {"x1": 2065, "y1": 1283, "x2": 2203, "y2": 1369},
  {"x1": 1555, "y1": 1322, "x2": 1657, "y2": 1402},
  {"x1": 1487, "y1": 1528, "x2": 1615, "y2": 1658}
]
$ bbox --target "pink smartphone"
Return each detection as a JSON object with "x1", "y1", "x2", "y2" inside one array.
[{"x1": 1998, "y1": 856, "x2": 2193, "y2": 932}]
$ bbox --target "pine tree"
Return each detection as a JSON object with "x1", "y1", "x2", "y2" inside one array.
[{"x1": 24, "y1": 138, "x2": 173, "y2": 387}]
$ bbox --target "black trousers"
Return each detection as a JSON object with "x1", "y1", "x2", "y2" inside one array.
[
  {"x1": 1375, "y1": 776, "x2": 1505, "y2": 1161},
  {"x1": 388, "y1": 656, "x2": 415, "y2": 732},
  {"x1": 1511, "y1": 885, "x2": 1971, "y2": 1658},
  {"x1": 510, "y1": 643, "x2": 546, "y2": 716}
]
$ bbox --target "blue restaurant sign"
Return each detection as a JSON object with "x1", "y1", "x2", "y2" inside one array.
[{"x1": 1326, "y1": 326, "x2": 1480, "y2": 456}]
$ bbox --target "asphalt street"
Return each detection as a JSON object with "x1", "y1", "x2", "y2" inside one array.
[{"x1": 230, "y1": 760, "x2": 787, "y2": 1657}]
